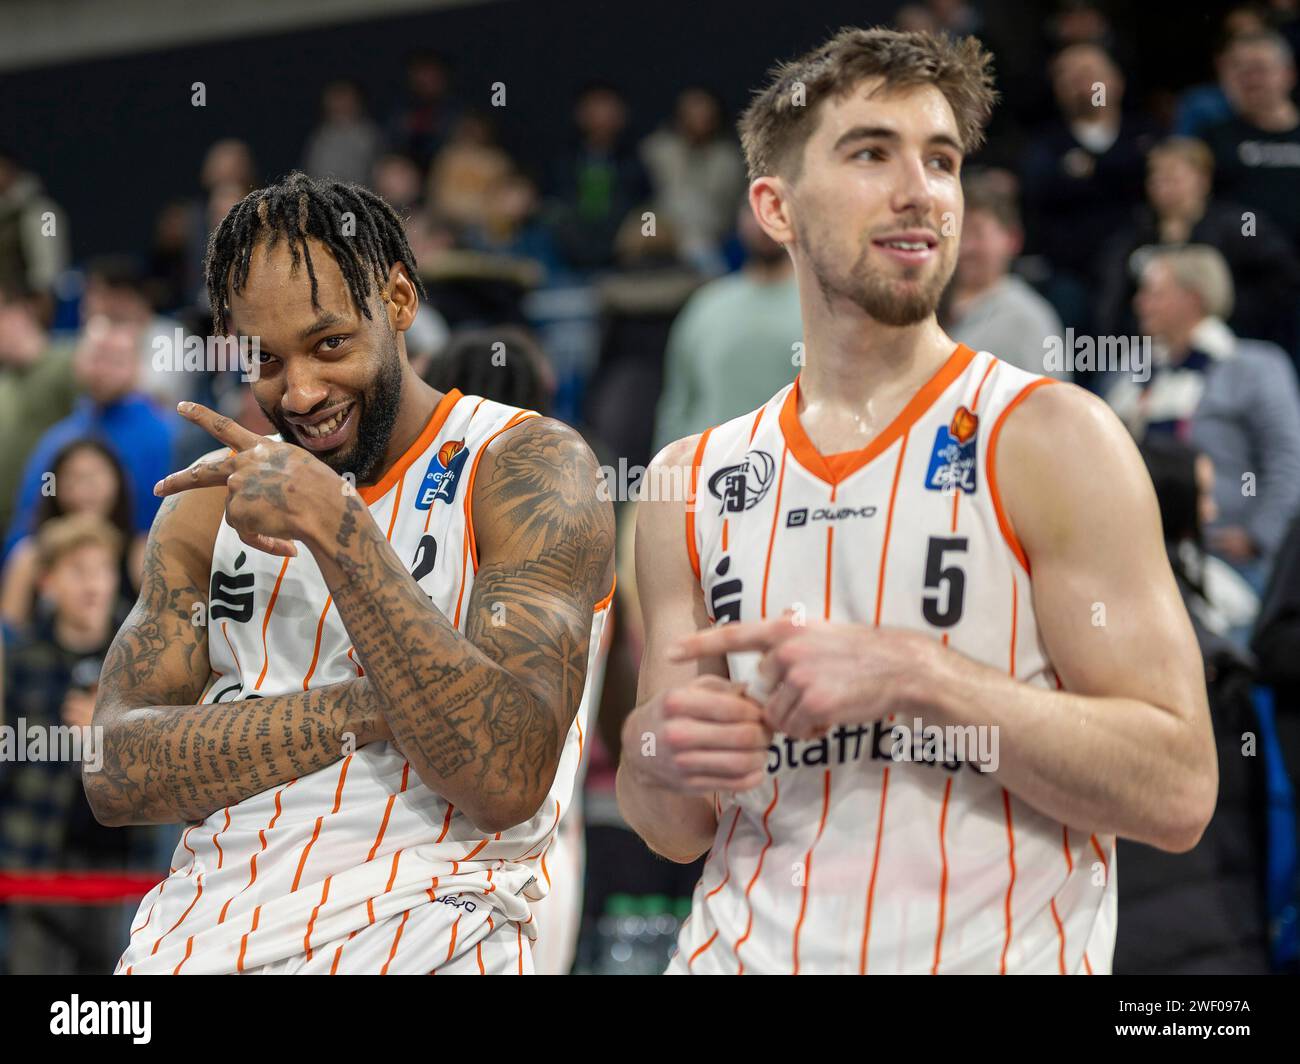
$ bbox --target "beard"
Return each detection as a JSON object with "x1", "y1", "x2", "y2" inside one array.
[
  {"x1": 263, "y1": 325, "x2": 406, "y2": 485},
  {"x1": 801, "y1": 216, "x2": 955, "y2": 327}
]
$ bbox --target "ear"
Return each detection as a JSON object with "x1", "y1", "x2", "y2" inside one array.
[
  {"x1": 749, "y1": 176, "x2": 795, "y2": 249},
  {"x1": 381, "y1": 262, "x2": 419, "y2": 333}
]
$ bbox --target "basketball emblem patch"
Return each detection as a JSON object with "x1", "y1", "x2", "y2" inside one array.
[
  {"x1": 415, "y1": 439, "x2": 471, "y2": 509},
  {"x1": 924, "y1": 406, "x2": 979, "y2": 494}
]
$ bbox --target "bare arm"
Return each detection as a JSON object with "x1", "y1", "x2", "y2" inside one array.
[
  {"x1": 305, "y1": 417, "x2": 616, "y2": 834},
  {"x1": 85, "y1": 482, "x2": 388, "y2": 827},
  {"x1": 615, "y1": 437, "x2": 767, "y2": 863},
  {"x1": 953, "y1": 383, "x2": 1216, "y2": 850}
]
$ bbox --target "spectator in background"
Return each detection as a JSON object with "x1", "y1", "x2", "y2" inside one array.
[
  {"x1": 462, "y1": 172, "x2": 560, "y2": 278},
  {"x1": 0, "y1": 151, "x2": 69, "y2": 317},
  {"x1": 427, "y1": 114, "x2": 514, "y2": 238},
  {"x1": 652, "y1": 202, "x2": 801, "y2": 451},
  {"x1": 422, "y1": 325, "x2": 556, "y2": 414},
  {"x1": 943, "y1": 174, "x2": 1065, "y2": 377},
  {"x1": 4, "y1": 318, "x2": 177, "y2": 561},
  {"x1": 2, "y1": 439, "x2": 142, "y2": 630},
  {"x1": 187, "y1": 140, "x2": 257, "y2": 310},
  {"x1": 144, "y1": 200, "x2": 195, "y2": 316},
  {"x1": 1020, "y1": 44, "x2": 1156, "y2": 333},
  {"x1": 1096, "y1": 136, "x2": 1300, "y2": 354},
  {"x1": 1172, "y1": 6, "x2": 1271, "y2": 138},
  {"x1": 1202, "y1": 31, "x2": 1300, "y2": 249},
  {"x1": 387, "y1": 51, "x2": 459, "y2": 171},
  {"x1": 0, "y1": 514, "x2": 148, "y2": 975},
  {"x1": 370, "y1": 151, "x2": 424, "y2": 217},
  {"x1": 640, "y1": 88, "x2": 747, "y2": 274},
  {"x1": 302, "y1": 79, "x2": 383, "y2": 188},
  {"x1": 81, "y1": 256, "x2": 191, "y2": 407},
  {"x1": 1108, "y1": 246, "x2": 1300, "y2": 585},
  {"x1": 547, "y1": 82, "x2": 650, "y2": 273},
  {"x1": 585, "y1": 212, "x2": 702, "y2": 473},
  {"x1": 1114, "y1": 434, "x2": 1271, "y2": 974},
  {"x1": 0, "y1": 288, "x2": 77, "y2": 537}
]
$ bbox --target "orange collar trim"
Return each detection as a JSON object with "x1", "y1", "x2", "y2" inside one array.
[
  {"x1": 778, "y1": 344, "x2": 976, "y2": 486},
  {"x1": 358, "y1": 388, "x2": 463, "y2": 504}
]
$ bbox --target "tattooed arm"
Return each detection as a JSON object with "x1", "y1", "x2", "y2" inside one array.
[
  {"x1": 308, "y1": 418, "x2": 615, "y2": 834},
  {"x1": 85, "y1": 482, "x2": 389, "y2": 827}
]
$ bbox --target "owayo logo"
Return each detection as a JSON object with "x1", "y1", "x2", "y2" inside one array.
[
  {"x1": 415, "y1": 439, "x2": 470, "y2": 509},
  {"x1": 707, "y1": 449, "x2": 775, "y2": 514}
]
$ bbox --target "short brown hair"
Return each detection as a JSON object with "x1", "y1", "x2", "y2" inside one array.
[
  {"x1": 36, "y1": 513, "x2": 123, "y2": 575},
  {"x1": 1148, "y1": 136, "x2": 1214, "y2": 181},
  {"x1": 963, "y1": 174, "x2": 1021, "y2": 232},
  {"x1": 739, "y1": 26, "x2": 997, "y2": 182}
]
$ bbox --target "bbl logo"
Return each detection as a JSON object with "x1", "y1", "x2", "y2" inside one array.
[
  {"x1": 924, "y1": 406, "x2": 979, "y2": 495},
  {"x1": 707, "y1": 449, "x2": 775, "y2": 514},
  {"x1": 415, "y1": 439, "x2": 470, "y2": 509}
]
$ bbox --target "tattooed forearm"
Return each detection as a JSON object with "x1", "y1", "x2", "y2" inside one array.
[
  {"x1": 314, "y1": 418, "x2": 614, "y2": 832},
  {"x1": 88, "y1": 676, "x2": 387, "y2": 826},
  {"x1": 85, "y1": 493, "x2": 387, "y2": 827}
]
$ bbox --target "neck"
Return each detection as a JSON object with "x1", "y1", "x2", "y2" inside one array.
[
  {"x1": 369, "y1": 367, "x2": 441, "y2": 488},
  {"x1": 55, "y1": 613, "x2": 110, "y2": 653},
  {"x1": 795, "y1": 271, "x2": 957, "y2": 413}
]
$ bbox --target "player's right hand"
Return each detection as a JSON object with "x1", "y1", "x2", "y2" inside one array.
[{"x1": 623, "y1": 675, "x2": 772, "y2": 795}]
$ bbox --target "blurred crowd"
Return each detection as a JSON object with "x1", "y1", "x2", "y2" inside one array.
[{"x1": 1, "y1": 0, "x2": 1299, "y2": 974}]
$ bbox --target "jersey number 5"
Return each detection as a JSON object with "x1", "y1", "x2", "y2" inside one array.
[{"x1": 923, "y1": 536, "x2": 968, "y2": 628}]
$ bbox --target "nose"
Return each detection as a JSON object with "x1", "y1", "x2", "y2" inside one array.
[
  {"x1": 281, "y1": 360, "x2": 330, "y2": 416},
  {"x1": 889, "y1": 151, "x2": 935, "y2": 222}
]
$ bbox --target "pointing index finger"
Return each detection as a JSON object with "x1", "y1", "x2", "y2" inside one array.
[
  {"x1": 668, "y1": 618, "x2": 800, "y2": 662},
  {"x1": 177, "y1": 401, "x2": 262, "y2": 452}
]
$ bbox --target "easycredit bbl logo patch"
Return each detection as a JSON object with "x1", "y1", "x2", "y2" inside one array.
[
  {"x1": 415, "y1": 440, "x2": 470, "y2": 509},
  {"x1": 924, "y1": 406, "x2": 979, "y2": 495}
]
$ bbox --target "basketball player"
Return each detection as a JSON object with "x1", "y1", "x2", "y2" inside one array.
[
  {"x1": 617, "y1": 28, "x2": 1217, "y2": 974},
  {"x1": 86, "y1": 172, "x2": 614, "y2": 974}
]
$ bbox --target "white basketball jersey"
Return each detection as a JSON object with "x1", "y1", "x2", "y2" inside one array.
[
  {"x1": 117, "y1": 389, "x2": 612, "y2": 975},
  {"x1": 668, "y1": 345, "x2": 1117, "y2": 975}
]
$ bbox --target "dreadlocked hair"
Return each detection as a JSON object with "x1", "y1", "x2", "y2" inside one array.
[{"x1": 204, "y1": 171, "x2": 425, "y2": 334}]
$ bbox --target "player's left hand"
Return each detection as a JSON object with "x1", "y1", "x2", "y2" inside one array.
[
  {"x1": 669, "y1": 616, "x2": 937, "y2": 740},
  {"x1": 152, "y1": 401, "x2": 343, "y2": 558}
]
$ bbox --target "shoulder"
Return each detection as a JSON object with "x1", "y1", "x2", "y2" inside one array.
[
  {"x1": 478, "y1": 414, "x2": 598, "y2": 474},
  {"x1": 471, "y1": 416, "x2": 614, "y2": 563},
  {"x1": 994, "y1": 382, "x2": 1154, "y2": 558},
  {"x1": 995, "y1": 379, "x2": 1125, "y2": 463}
]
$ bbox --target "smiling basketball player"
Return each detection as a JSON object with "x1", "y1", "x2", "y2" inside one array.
[
  {"x1": 88, "y1": 172, "x2": 614, "y2": 974},
  {"x1": 616, "y1": 27, "x2": 1216, "y2": 975}
]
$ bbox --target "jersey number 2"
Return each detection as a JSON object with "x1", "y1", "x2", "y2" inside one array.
[{"x1": 923, "y1": 536, "x2": 968, "y2": 628}]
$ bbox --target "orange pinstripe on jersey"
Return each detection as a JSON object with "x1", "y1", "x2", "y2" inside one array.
[{"x1": 685, "y1": 428, "x2": 713, "y2": 582}]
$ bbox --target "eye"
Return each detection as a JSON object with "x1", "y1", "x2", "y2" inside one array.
[
  {"x1": 257, "y1": 349, "x2": 279, "y2": 366},
  {"x1": 854, "y1": 146, "x2": 885, "y2": 162},
  {"x1": 320, "y1": 335, "x2": 348, "y2": 352},
  {"x1": 928, "y1": 155, "x2": 958, "y2": 173}
]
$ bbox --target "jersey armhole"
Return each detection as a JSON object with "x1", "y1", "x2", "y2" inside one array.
[
  {"x1": 684, "y1": 428, "x2": 713, "y2": 583},
  {"x1": 985, "y1": 378, "x2": 1058, "y2": 577}
]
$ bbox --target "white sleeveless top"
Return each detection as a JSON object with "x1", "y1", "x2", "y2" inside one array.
[
  {"x1": 669, "y1": 345, "x2": 1117, "y2": 975},
  {"x1": 118, "y1": 390, "x2": 612, "y2": 974}
]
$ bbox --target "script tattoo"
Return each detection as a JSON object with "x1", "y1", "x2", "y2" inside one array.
[
  {"x1": 87, "y1": 494, "x2": 387, "y2": 826},
  {"x1": 326, "y1": 418, "x2": 614, "y2": 824}
]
